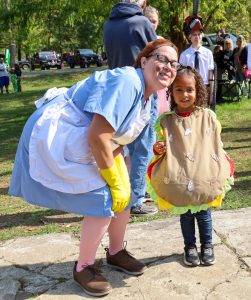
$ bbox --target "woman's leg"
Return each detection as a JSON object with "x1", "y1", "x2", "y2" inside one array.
[
  {"x1": 77, "y1": 216, "x2": 111, "y2": 271},
  {"x1": 106, "y1": 209, "x2": 146, "y2": 275},
  {"x1": 108, "y1": 209, "x2": 130, "y2": 254},
  {"x1": 75, "y1": 216, "x2": 113, "y2": 296}
]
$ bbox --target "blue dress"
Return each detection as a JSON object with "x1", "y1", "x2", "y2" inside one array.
[{"x1": 9, "y1": 67, "x2": 154, "y2": 218}]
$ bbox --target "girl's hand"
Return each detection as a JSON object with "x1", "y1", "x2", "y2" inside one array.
[{"x1": 153, "y1": 141, "x2": 166, "y2": 155}]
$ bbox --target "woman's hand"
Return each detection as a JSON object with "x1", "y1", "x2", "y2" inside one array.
[
  {"x1": 100, "y1": 162, "x2": 130, "y2": 213},
  {"x1": 153, "y1": 141, "x2": 166, "y2": 155}
]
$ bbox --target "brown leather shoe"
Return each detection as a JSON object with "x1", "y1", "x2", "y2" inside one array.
[
  {"x1": 105, "y1": 247, "x2": 146, "y2": 275},
  {"x1": 73, "y1": 262, "x2": 112, "y2": 297}
]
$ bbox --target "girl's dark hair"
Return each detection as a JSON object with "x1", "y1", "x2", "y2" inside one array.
[
  {"x1": 134, "y1": 39, "x2": 178, "y2": 68},
  {"x1": 168, "y1": 66, "x2": 209, "y2": 110}
]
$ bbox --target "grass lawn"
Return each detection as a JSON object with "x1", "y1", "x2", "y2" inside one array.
[{"x1": 0, "y1": 73, "x2": 251, "y2": 241}]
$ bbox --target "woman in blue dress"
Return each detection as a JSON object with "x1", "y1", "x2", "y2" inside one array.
[{"x1": 9, "y1": 39, "x2": 179, "y2": 297}]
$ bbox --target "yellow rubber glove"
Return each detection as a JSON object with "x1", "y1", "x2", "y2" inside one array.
[
  {"x1": 100, "y1": 162, "x2": 130, "y2": 213},
  {"x1": 114, "y1": 155, "x2": 131, "y2": 196}
]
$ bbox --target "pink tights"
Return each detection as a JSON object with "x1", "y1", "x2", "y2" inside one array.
[{"x1": 77, "y1": 209, "x2": 130, "y2": 272}]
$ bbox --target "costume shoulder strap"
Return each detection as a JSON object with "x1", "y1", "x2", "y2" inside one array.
[
  {"x1": 203, "y1": 107, "x2": 222, "y2": 132},
  {"x1": 154, "y1": 111, "x2": 174, "y2": 141},
  {"x1": 203, "y1": 107, "x2": 217, "y2": 120}
]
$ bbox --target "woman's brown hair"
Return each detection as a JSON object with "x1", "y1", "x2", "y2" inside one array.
[
  {"x1": 134, "y1": 39, "x2": 178, "y2": 68},
  {"x1": 168, "y1": 66, "x2": 209, "y2": 110}
]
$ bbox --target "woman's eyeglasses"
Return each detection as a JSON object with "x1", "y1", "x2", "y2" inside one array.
[{"x1": 148, "y1": 54, "x2": 181, "y2": 70}]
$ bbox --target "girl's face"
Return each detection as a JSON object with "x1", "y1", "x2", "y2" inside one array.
[
  {"x1": 141, "y1": 45, "x2": 178, "y2": 97},
  {"x1": 172, "y1": 74, "x2": 196, "y2": 113}
]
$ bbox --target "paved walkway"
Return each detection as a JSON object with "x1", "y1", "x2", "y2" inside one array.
[{"x1": 1, "y1": 208, "x2": 251, "y2": 299}]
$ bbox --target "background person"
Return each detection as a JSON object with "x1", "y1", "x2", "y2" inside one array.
[
  {"x1": 180, "y1": 16, "x2": 214, "y2": 106},
  {"x1": 233, "y1": 35, "x2": 247, "y2": 82},
  {"x1": 0, "y1": 57, "x2": 10, "y2": 95},
  {"x1": 216, "y1": 27, "x2": 230, "y2": 47},
  {"x1": 9, "y1": 63, "x2": 22, "y2": 93},
  {"x1": 213, "y1": 45, "x2": 225, "y2": 102},
  {"x1": 14, "y1": 63, "x2": 22, "y2": 92},
  {"x1": 222, "y1": 38, "x2": 235, "y2": 80},
  {"x1": 238, "y1": 40, "x2": 250, "y2": 77},
  {"x1": 9, "y1": 39, "x2": 179, "y2": 297},
  {"x1": 104, "y1": 0, "x2": 155, "y2": 69},
  {"x1": 147, "y1": 66, "x2": 234, "y2": 267},
  {"x1": 144, "y1": 5, "x2": 160, "y2": 37},
  {"x1": 144, "y1": 5, "x2": 170, "y2": 115},
  {"x1": 9, "y1": 67, "x2": 18, "y2": 93},
  {"x1": 104, "y1": 0, "x2": 158, "y2": 216}
]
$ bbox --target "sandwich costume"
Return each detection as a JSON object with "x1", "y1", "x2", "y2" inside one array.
[{"x1": 147, "y1": 108, "x2": 235, "y2": 214}]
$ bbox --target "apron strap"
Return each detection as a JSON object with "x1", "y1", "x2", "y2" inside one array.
[
  {"x1": 34, "y1": 78, "x2": 88, "y2": 109},
  {"x1": 35, "y1": 87, "x2": 68, "y2": 108}
]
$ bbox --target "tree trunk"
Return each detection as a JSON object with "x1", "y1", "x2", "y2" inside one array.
[
  {"x1": 167, "y1": 14, "x2": 189, "y2": 54},
  {"x1": 9, "y1": 44, "x2": 16, "y2": 69},
  {"x1": 17, "y1": 46, "x2": 21, "y2": 61}
]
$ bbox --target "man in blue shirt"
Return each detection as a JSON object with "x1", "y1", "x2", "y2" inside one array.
[{"x1": 104, "y1": 0, "x2": 158, "y2": 216}]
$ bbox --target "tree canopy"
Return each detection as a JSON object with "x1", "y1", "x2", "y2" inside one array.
[{"x1": 0, "y1": 0, "x2": 250, "y2": 58}]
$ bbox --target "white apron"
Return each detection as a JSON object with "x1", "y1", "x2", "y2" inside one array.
[{"x1": 29, "y1": 84, "x2": 152, "y2": 194}]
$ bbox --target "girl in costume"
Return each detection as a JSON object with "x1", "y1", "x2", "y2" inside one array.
[
  {"x1": 9, "y1": 39, "x2": 179, "y2": 297},
  {"x1": 147, "y1": 66, "x2": 234, "y2": 267}
]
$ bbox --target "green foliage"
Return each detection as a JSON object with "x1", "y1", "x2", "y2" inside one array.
[
  {"x1": 147, "y1": 0, "x2": 250, "y2": 50},
  {"x1": 0, "y1": 1, "x2": 250, "y2": 62}
]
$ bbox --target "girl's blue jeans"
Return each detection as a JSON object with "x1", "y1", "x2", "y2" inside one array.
[{"x1": 180, "y1": 209, "x2": 213, "y2": 247}]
